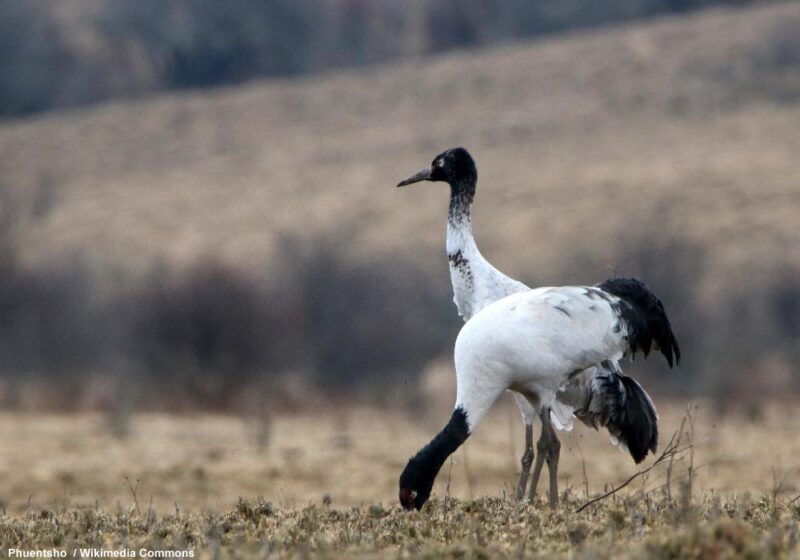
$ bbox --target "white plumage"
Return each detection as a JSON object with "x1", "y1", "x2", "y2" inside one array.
[
  {"x1": 445, "y1": 212, "x2": 529, "y2": 320},
  {"x1": 454, "y1": 287, "x2": 630, "y2": 431}
]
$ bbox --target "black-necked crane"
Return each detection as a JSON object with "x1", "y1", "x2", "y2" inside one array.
[{"x1": 396, "y1": 148, "x2": 680, "y2": 510}]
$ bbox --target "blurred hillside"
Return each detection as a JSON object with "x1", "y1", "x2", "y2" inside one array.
[
  {"x1": 1, "y1": 3, "x2": 799, "y2": 411},
  {"x1": 0, "y1": 0, "x2": 764, "y2": 116}
]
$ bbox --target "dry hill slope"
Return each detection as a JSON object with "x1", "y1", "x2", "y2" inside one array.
[{"x1": 1, "y1": 2, "x2": 799, "y2": 294}]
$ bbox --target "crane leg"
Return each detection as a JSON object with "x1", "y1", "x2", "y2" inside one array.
[
  {"x1": 516, "y1": 423, "x2": 534, "y2": 501},
  {"x1": 527, "y1": 408, "x2": 561, "y2": 510},
  {"x1": 527, "y1": 425, "x2": 548, "y2": 502},
  {"x1": 545, "y1": 414, "x2": 561, "y2": 510}
]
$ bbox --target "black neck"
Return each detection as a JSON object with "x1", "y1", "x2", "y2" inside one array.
[
  {"x1": 416, "y1": 407, "x2": 470, "y2": 469},
  {"x1": 448, "y1": 179, "x2": 475, "y2": 226},
  {"x1": 399, "y1": 407, "x2": 470, "y2": 508}
]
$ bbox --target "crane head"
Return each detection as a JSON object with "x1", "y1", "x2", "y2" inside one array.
[{"x1": 397, "y1": 147, "x2": 476, "y2": 189}]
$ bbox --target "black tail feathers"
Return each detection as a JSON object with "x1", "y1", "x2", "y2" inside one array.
[
  {"x1": 597, "y1": 276, "x2": 681, "y2": 367},
  {"x1": 575, "y1": 368, "x2": 659, "y2": 464}
]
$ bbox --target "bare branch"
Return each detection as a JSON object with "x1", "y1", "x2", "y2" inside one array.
[
  {"x1": 666, "y1": 414, "x2": 687, "y2": 501},
  {"x1": 124, "y1": 476, "x2": 141, "y2": 516},
  {"x1": 575, "y1": 432, "x2": 691, "y2": 513},
  {"x1": 642, "y1": 460, "x2": 713, "y2": 496}
]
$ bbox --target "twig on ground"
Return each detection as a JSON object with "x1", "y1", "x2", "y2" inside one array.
[
  {"x1": 463, "y1": 446, "x2": 475, "y2": 498},
  {"x1": 124, "y1": 476, "x2": 141, "y2": 515},
  {"x1": 445, "y1": 456, "x2": 454, "y2": 513},
  {"x1": 685, "y1": 405, "x2": 696, "y2": 506},
  {"x1": 576, "y1": 432, "x2": 692, "y2": 513},
  {"x1": 666, "y1": 414, "x2": 687, "y2": 501},
  {"x1": 146, "y1": 495, "x2": 154, "y2": 527},
  {"x1": 770, "y1": 467, "x2": 792, "y2": 519},
  {"x1": 572, "y1": 435, "x2": 590, "y2": 502},
  {"x1": 61, "y1": 486, "x2": 71, "y2": 513},
  {"x1": 643, "y1": 460, "x2": 713, "y2": 496}
]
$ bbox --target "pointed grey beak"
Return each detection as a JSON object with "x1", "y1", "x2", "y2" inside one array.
[{"x1": 397, "y1": 167, "x2": 432, "y2": 187}]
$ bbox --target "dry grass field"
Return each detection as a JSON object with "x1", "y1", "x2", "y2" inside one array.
[{"x1": 1, "y1": 401, "x2": 799, "y2": 556}]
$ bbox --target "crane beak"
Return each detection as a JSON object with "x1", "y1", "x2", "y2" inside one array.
[{"x1": 397, "y1": 167, "x2": 432, "y2": 187}]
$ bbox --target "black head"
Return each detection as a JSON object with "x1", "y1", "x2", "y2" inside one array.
[
  {"x1": 397, "y1": 408, "x2": 470, "y2": 511},
  {"x1": 398, "y1": 456, "x2": 435, "y2": 511},
  {"x1": 396, "y1": 148, "x2": 477, "y2": 197}
]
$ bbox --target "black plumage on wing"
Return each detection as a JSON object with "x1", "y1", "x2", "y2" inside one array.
[{"x1": 598, "y1": 277, "x2": 681, "y2": 367}]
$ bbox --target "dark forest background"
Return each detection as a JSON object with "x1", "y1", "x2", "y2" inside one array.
[{"x1": 1, "y1": 0, "x2": 761, "y2": 117}]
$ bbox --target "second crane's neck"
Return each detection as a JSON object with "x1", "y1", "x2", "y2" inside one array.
[
  {"x1": 446, "y1": 185, "x2": 478, "y2": 258},
  {"x1": 445, "y1": 177, "x2": 530, "y2": 321}
]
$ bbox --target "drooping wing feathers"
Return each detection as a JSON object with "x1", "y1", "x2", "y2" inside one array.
[
  {"x1": 573, "y1": 365, "x2": 659, "y2": 463},
  {"x1": 597, "y1": 277, "x2": 681, "y2": 367}
]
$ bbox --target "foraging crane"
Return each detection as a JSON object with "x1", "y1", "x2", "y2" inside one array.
[
  {"x1": 396, "y1": 148, "x2": 679, "y2": 510},
  {"x1": 398, "y1": 147, "x2": 538, "y2": 502}
]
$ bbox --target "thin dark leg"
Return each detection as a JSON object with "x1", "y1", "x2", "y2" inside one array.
[
  {"x1": 527, "y1": 408, "x2": 561, "y2": 509},
  {"x1": 527, "y1": 423, "x2": 548, "y2": 502},
  {"x1": 544, "y1": 414, "x2": 561, "y2": 510},
  {"x1": 516, "y1": 423, "x2": 534, "y2": 501}
]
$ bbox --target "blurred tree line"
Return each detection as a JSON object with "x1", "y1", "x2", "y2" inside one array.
[
  {"x1": 0, "y1": 0, "x2": 758, "y2": 116},
  {"x1": 1, "y1": 183, "x2": 798, "y2": 413}
]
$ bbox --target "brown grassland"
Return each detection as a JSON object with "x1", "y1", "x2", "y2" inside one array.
[{"x1": 1, "y1": 401, "x2": 800, "y2": 557}]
